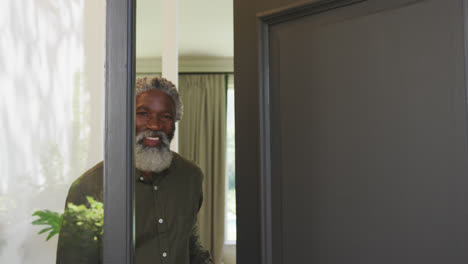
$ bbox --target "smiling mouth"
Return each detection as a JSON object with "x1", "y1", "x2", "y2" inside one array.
[{"x1": 143, "y1": 136, "x2": 161, "y2": 147}]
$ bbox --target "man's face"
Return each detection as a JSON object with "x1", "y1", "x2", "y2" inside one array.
[
  {"x1": 135, "y1": 89, "x2": 176, "y2": 146},
  {"x1": 134, "y1": 89, "x2": 176, "y2": 173}
]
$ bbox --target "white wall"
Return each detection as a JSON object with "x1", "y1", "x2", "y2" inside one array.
[
  {"x1": 221, "y1": 244, "x2": 236, "y2": 264},
  {"x1": 0, "y1": 0, "x2": 105, "y2": 263}
]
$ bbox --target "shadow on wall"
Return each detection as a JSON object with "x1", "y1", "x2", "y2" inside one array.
[{"x1": 0, "y1": 0, "x2": 105, "y2": 263}]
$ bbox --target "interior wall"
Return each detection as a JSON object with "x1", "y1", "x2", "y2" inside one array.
[
  {"x1": 136, "y1": 57, "x2": 234, "y2": 74},
  {"x1": 0, "y1": 0, "x2": 105, "y2": 263}
]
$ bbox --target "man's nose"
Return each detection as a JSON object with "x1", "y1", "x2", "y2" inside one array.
[{"x1": 146, "y1": 115, "x2": 161, "y2": 130}]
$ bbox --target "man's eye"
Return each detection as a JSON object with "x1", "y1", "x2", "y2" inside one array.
[
  {"x1": 162, "y1": 114, "x2": 173, "y2": 119},
  {"x1": 136, "y1": 112, "x2": 148, "y2": 116}
]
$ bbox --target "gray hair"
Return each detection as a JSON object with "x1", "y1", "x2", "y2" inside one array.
[{"x1": 135, "y1": 77, "x2": 183, "y2": 121}]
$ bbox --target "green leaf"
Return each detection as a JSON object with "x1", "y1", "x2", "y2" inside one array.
[
  {"x1": 31, "y1": 209, "x2": 64, "y2": 241},
  {"x1": 38, "y1": 227, "x2": 53, "y2": 235},
  {"x1": 33, "y1": 197, "x2": 104, "y2": 243},
  {"x1": 46, "y1": 230, "x2": 59, "y2": 241},
  {"x1": 32, "y1": 219, "x2": 48, "y2": 225}
]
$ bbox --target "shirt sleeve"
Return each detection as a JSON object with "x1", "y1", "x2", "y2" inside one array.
[
  {"x1": 189, "y1": 222, "x2": 214, "y2": 264},
  {"x1": 190, "y1": 170, "x2": 213, "y2": 264}
]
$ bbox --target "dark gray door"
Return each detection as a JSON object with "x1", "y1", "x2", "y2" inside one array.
[{"x1": 234, "y1": 0, "x2": 468, "y2": 263}]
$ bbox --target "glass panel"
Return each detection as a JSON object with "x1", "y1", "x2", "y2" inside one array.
[
  {"x1": 225, "y1": 75, "x2": 237, "y2": 243},
  {"x1": 0, "y1": 0, "x2": 106, "y2": 263},
  {"x1": 135, "y1": 0, "x2": 234, "y2": 263}
]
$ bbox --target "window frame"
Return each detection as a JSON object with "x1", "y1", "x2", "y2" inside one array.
[{"x1": 103, "y1": 0, "x2": 136, "y2": 263}]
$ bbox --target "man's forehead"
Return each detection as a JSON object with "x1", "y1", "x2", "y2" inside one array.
[
  {"x1": 137, "y1": 89, "x2": 170, "y2": 100},
  {"x1": 136, "y1": 89, "x2": 176, "y2": 109}
]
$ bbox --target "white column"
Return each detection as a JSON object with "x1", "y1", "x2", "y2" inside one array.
[{"x1": 162, "y1": 0, "x2": 179, "y2": 152}]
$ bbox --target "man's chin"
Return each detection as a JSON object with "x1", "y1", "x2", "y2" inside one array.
[{"x1": 135, "y1": 144, "x2": 173, "y2": 172}]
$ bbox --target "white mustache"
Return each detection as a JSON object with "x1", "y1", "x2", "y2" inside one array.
[{"x1": 136, "y1": 130, "x2": 170, "y2": 147}]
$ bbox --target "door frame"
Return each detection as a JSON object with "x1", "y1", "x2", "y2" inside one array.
[
  {"x1": 103, "y1": 0, "x2": 136, "y2": 263},
  {"x1": 257, "y1": 2, "x2": 368, "y2": 264}
]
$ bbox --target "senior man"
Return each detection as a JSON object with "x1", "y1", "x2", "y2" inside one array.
[{"x1": 56, "y1": 77, "x2": 213, "y2": 264}]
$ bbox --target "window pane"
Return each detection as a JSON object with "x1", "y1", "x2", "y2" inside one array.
[
  {"x1": 0, "y1": 1, "x2": 105, "y2": 263},
  {"x1": 226, "y1": 75, "x2": 237, "y2": 243}
]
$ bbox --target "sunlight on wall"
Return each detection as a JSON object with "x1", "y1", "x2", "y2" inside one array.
[{"x1": 0, "y1": 0, "x2": 105, "y2": 263}]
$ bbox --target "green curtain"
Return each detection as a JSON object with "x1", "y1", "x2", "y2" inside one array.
[{"x1": 178, "y1": 74, "x2": 226, "y2": 264}]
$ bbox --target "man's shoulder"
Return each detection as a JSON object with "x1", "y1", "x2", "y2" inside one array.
[
  {"x1": 67, "y1": 161, "x2": 104, "y2": 204},
  {"x1": 173, "y1": 152, "x2": 203, "y2": 178},
  {"x1": 72, "y1": 161, "x2": 104, "y2": 187}
]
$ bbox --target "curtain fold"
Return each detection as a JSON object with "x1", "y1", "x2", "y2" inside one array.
[{"x1": 178, "y1": 74, "x2": 226, "y2": 264}]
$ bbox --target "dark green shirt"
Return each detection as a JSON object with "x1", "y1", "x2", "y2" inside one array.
[{"x1": 56, "y1": 152, "x2": 212, "y2": 264}]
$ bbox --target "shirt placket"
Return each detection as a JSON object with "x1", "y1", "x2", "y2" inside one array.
[{"x1": 152, "y1": 172, "x2": 170, "y2": 264}]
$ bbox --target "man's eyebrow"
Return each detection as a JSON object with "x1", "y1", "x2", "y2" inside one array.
[{"x1": 136, "y1": 106, "x2": 149, "y2": 111}]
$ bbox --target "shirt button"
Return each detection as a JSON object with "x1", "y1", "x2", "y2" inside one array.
[
  {"x1": 158, "y1": 218, "x2": 164, "y2": 224},
  {"x1": 139, "y1": 177, "x2": 144, "y2": 181},
  {"x1": 154, "y1": 185, "x2": 158, "y2": 191},
  {"x1": 162, "y1": 252, "x2": 167, "y2": 257}
]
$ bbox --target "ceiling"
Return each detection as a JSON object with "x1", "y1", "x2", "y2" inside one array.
[{"x1": 136, "y1": 0, "x2": 233, "y2": 59}]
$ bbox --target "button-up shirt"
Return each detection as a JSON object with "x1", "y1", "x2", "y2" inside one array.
[{"x1": 56, "y1": 152, "x2": 213, "y2": 264}]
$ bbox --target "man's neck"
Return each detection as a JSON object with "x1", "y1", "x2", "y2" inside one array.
[{"x1": 141, "y1": 171, "x2": 153, "y2": 181}]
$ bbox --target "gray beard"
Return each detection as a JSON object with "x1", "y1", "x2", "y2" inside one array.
[{"x1": 135, "y1": 130, "x2": 173, "y2": 173}]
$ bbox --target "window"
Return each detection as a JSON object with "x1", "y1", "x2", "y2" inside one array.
[{"x1": 225, "y1": 74, "x2": 236, "y2": 244}]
